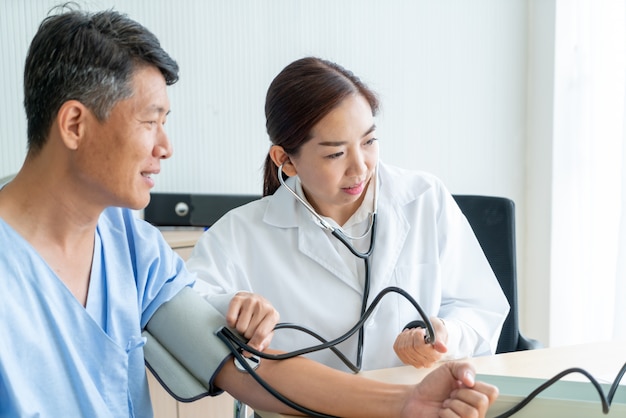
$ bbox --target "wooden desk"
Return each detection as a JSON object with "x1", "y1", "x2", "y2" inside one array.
[
  {"x1": 363, "y1": 340, "x2": 626, "y2": 385},
  {"x1": 257, "y1": 341, "x2": 626, "y2": 418}
]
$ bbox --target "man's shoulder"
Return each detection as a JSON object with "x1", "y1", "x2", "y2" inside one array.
[{"x1": 97, "y1": 207, "x2": 167, "y2": 253}]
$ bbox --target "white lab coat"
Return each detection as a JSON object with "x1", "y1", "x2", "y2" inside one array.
[{"x1": 188, "y1": 163, "x2": 509, "y2": 371}]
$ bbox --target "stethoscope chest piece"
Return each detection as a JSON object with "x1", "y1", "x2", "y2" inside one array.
[{"x1": 234, "y1": 353, "x2": 261, "y2": 372}]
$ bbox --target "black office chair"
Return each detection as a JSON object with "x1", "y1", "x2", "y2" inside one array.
[{"x1": 453, "y1": 194, "x2": 542, "y2": 353}]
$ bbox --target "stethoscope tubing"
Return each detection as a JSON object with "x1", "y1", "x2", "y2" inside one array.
[
  {"x1": 219, "y1": 286, "x2": 435, "y2": 367},
  {"x1": 216, "y1": 285, "x2": 435, "y2": 418}
]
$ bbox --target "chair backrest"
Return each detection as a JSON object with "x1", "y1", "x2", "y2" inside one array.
[{"x1": 452, "y1": 194, "x2": 524, "y2": 353}]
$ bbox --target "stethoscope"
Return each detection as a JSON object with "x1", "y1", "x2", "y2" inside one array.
[
  {"x1": 226, "y1": 163, "x2": 435, "y2": 368},
  {"x1": 215, "y1": 162, "x2": 436, "y2": 417},
  {"x1": 275, "y1": 162, "x2": 378, "y2": 372}
]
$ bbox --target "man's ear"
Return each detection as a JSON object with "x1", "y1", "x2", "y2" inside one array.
[
  {"x1": 269, "y1": 145, "x2": 297, "y2": 177},
  {"x1": 56, "y1": 100, "x2": 89, "y2": 150}
]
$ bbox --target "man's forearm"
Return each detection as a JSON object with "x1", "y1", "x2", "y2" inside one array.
[{"x1": 215, "y1": 351, "x2": 408, "y2": 417}]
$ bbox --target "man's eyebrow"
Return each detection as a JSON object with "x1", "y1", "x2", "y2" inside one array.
[
  {"x1": 317, "y1": 124, "x2": 376, "y2": 146},
  {"x1": 144, "y1": 104, "x2": 170, "y2": 115}
]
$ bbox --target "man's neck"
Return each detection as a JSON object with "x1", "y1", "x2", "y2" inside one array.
[{"x1": 0, "y1": 165, "x2": 99, "y2": 306}]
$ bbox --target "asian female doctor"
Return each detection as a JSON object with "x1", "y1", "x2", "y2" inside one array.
[{"x1": 188, "y1": 57, "x2": 510, "y2": 373}]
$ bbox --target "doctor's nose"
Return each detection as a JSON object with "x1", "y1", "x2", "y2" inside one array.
[{"x1": 346, "y1": 151, "x2": 368, "y2": 177}]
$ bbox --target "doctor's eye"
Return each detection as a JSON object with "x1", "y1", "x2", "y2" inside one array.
[{"x1": 325, "y1": 151, "x2": 344, "y2": 160}]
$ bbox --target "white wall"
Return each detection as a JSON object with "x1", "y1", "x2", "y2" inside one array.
[
  {"x1": 1, "y1": 0, "x2": 527, "y2": 195},
  {"x1": 1, "y1": 1, "x2": 538, "y2": 337}
]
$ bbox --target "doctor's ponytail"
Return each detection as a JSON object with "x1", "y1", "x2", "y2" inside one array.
[{"x1": 263, "y1": 154, "x2": 283, "y2": 196}]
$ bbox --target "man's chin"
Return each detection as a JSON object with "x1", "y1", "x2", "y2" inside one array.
[{"x1": 125, "y1": 194, "x2": 151, "y2": 211}]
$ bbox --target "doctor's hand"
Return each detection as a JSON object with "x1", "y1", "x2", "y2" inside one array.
[
  {"x1": 226, "y1": 292, "x2": 279, "y2": 352},
  {"x1": 401, "y1": 361, "x2": 498, "y2": 418},
  {"x1": 394, "y1": 317, "x2": 448, "y2": 368}
]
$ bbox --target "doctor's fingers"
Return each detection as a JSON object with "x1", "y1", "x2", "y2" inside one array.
[
  {"x1": 226, "y1": 292, "x2": 280, "y2": 350},
  {"x1": 226, "y1": 292, "x2": 279, "y2": 329},
  {"x1": 402, "y1": 328, "x2": 448, "y2": 355},
  {"x1": 394, "y1": 331, "x2": 441, "y2": 368}
]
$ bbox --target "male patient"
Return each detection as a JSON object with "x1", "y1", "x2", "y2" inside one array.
[{"x1": 0, "y1": 6, "x2": 498, "y2": 417}]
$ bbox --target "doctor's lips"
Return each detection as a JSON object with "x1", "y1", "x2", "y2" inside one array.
[{"x1": 343, "y1": 181, "x2": 365, "y2": 196}]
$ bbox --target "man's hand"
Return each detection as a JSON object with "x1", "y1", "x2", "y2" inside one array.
[
  {"x1": 402, "y1": 362, "x2": 499, "y2": 418},
  {"x1": 226, "y1": 292, "x2": 279, "y2": 351}
]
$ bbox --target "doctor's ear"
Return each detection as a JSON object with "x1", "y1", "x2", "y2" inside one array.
[{"x1": 269, "y1": 145, "x2": 297, "y2": 177}]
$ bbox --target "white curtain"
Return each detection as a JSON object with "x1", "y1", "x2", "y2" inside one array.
[
  {"x1": 616, "y1": 116, "x2": 626, "y2": 340},
  {"x1": 551, "y1": 0, "x2": 626, "y2": 346}
]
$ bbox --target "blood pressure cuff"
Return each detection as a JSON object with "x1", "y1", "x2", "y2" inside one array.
[{"x1": 142, "y1": 286, "x2": 232, "y2": 402}]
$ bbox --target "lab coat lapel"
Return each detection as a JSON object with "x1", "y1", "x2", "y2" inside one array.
[
  {"x1": 367, "y1": 166, "x2": 410, "y2": 301},
  {"x1": 369, "y1": 201, "x2": 409, "y2": 298},
  {"x1": 297, "y1": 220, "x2": 360, "y2": 292},
  {"x1": 264, "y1": 180, "x2": 362, "y2": 293}
]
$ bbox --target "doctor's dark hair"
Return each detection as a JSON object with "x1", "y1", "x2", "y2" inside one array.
[
  {"x1": 263, "y1": 57, "x2": 380, "y2": 196},
  {"x1": 24, "y1": 6, "x2": 179, "y2": 154}
]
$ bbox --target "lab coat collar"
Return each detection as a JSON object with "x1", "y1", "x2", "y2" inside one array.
[
  {"x1": 263, "y1": 176, "x2": 305, "y2": 229},
  {"x1": 376, "y1": 162, "x2": 433, "y2": 207}
]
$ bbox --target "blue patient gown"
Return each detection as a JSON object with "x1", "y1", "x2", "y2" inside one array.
[{"x1": 0, "y1": 207, "x2": 196, "y2": 417}]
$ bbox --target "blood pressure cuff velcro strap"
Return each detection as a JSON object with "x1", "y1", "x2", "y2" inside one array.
[{"x1": 142, "y1": 286, "x2": 232, "y2": 402}]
